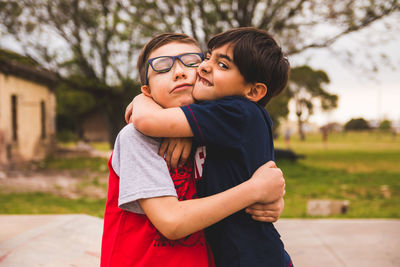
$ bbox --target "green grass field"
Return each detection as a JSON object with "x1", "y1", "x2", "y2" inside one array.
[
  {"x1": 1, "y1": 131, "x2": 399, "y2": 218},
  {"x1": 275, "y1": 131, "x2": 400, "y2": 218},
  {"x1": 0, "y1": 192, "x2": 106, "y2": 218}
]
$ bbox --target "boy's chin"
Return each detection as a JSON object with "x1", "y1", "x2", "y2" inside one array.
[
  {"x1": 192, "y1": 92, "x2": 214, "y2": 102},
  {"x1": 180, "y1": 100, "x2": 195, "y2": 106},
  {"x1": 192, "y1": 91, "x2": 204, "y2": 102},
  {"x1": 173, "y1": 97, "x2": 195, "y2": 107}
]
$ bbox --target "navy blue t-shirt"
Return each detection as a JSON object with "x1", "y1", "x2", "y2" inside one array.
[{"x1": 181, "y1": 96, "x2": 290, "y2": 267}]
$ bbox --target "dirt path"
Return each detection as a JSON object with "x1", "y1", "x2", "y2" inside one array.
[{"x1": 0, "y1": 169, "x2": 108, "y2": 199}]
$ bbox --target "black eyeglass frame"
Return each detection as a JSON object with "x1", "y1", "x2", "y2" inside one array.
[{"x1": 144, "y1": 52, "x2": 204, "y2": 85}]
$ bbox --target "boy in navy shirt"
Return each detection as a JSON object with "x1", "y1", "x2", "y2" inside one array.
[{"x1": 132, "y1": 27, "x2": 292, "y2": 267}]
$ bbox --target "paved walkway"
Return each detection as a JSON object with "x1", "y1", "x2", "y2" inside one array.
[
  {"x1": 275, "y1": 219, "x2": 400, "y2": 267},
  {"x1": 0, "y1": 215, "x2": 399, "y2": 266},
  {"x1": 0, "y1": 215, "x2": 101, "y2": 267}
]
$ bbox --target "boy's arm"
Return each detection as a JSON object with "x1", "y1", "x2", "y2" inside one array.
[
  {"x1": 138, "y1": 161, "x2": 285, "y2": 240},
  {"x1": 125, "y1": 98, "x2": 192, "y2": 168},
  {"x1": 132, "y1": 94, "x2": 193, "y2": 137}
]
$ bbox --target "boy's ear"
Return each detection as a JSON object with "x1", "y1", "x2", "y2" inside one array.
[
  {"x1": 141, "y1": 85, "x2": 152, "y2": 97},
  {"x1": 245, "y1": 83, "x2": 267, "y2": 102}
]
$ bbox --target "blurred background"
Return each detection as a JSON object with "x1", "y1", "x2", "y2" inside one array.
[{"x1": 0, "y1": 0, "x2": 399, "y2": 219}]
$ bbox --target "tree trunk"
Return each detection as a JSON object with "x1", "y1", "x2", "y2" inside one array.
[
  {"x1": 105, "y1": 97, "x2": 127, "y2": 149},
  {"x1": 107, "y1": 116, "x2": 123, "y2": 149},
  {"x1": 297, "y1": 112, "x2": 305, "y2": 141}
]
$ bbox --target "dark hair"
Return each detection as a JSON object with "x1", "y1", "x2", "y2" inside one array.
[
  {"x1": 137, "y1": 33, "x2": 199, "y2": 85},
  {"x1": 208, "y1": 27, "x2": 290, "y2": 106}
]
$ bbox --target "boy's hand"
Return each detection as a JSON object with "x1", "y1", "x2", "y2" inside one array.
[
  {"x1": 245, "y1": 197, "x2": 284, "y2": 223},
  {"x1": 159, "y1": 138, "x2": 193, "y2": 169},
  {"x1": 246, "y1": 160, "x2": 285, "y2": 222},
  {"x1": 125, "y1": 94, "x2": 158, "y2": 123},
  {"x1": 248, "y1": 161, "x2": 285, "y2": 204},
  {"x1": 125, "y1": 100, "x2": 134, "y2": 124}
]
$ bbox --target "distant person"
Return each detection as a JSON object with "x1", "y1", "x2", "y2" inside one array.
[
  {"x1": 101, "y1": 32, "x2": 286, "y2": 267},
  {"x1": 321, "y1": 127, "x2": 328, "y2": 147},
  {"x1": 284, "y1": 128, "x2": 291, "y2": 148},
  {"x1": 392, "y1": 129, "x2": 397, "y2": 141},
  {"x1": 131, "y1": 27, "x2": 293, "y2": 267}
]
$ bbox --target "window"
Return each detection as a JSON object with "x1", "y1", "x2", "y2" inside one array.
[
  {"x1": 41, "y1": 101, "x2": 46, "y2": 139},
  {"x1": 11, "y1": 95, "x2": 17, "y2": 141}
]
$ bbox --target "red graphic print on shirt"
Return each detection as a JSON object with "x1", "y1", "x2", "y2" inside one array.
[{"x1": 153, "y1": 161, "x2": 203, "y2": 247}]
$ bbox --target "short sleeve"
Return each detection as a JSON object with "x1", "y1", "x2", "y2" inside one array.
[
  {"x1": 181, "y1": 96, "x2": 250, "y2": 148},
  {"x1": 112, "y1": 124, "x2": 177, "y2": 214}
]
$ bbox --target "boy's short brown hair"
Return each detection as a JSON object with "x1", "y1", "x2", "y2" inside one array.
[
  {"x1": 207, "y1": 27, "x2": 290, "y2": 106},
  {"x1": 137, "y1": 33, "x2": 199, "y2": 85}
]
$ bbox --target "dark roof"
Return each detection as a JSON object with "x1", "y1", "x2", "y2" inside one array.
[{"x1": 0, "y1": 49, "x2": 58, "y2": 87}]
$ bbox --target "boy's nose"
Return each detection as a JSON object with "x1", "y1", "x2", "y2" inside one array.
[
  {"x1": 173, "y1": 61, "x2": 187, "y2": 80},
  {"x1": 199, "y1": 60, "x2": 211, "y2": 74}
]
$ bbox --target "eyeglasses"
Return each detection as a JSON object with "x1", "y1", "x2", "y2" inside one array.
[{"x1": 144, "y1": 53, "x2": 204, "y2": 85}]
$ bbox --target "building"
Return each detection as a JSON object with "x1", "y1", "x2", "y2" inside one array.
[
  {"x1": 0, "y1": 49, "x2": 57, "y2": 166},
  {"x1": 81, "y1": 108, "x2": 110, "y2": 143}
]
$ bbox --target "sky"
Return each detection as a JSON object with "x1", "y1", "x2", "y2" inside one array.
[
  {"x1": 288, "y1": 15, "x2": 400, "y2": 126},
  {"x1": 1, "y1": 14, "x2": 399, "y2": 127}
]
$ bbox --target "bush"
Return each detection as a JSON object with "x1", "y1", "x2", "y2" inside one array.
[
  {"x1": 344, "y1": 118, "x2": 370, "y2": 131},
  {"x1": 379, "y1": 120, "x2": 392, "y2": 131},
  {"x1": 57, "y1": 130, "x2": 79, "y2": 142}
]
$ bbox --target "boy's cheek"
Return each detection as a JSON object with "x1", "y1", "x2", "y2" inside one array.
[{"x1": 192, "y1": 85, "x2": 203, "y2": 100}]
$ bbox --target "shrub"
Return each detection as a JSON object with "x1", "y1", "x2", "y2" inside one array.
[{"x1": 344, "y1": 118, "x2": 370, "y2": 131}]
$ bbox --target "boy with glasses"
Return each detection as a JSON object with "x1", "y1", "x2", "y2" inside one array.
[{"x1": 101, "y1": 33, "x2": 286, "y2": 267}]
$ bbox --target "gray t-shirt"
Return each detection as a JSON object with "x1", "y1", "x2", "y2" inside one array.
[{"x1": 112, "y1": 124, "x2": 177, "y2": 214}]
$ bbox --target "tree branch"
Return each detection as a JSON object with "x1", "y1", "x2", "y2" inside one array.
[
  {"x1": 259, "y1": 0, "x2": 291, "y2": 29},
  {"x1": 287, "y1": 3, "x2": 399, "y2": 55}
]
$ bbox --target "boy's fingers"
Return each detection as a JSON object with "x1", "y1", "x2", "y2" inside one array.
[
  {"x1": 251, "y1": 215, "x2": 279, "y2": 223},
  {"x1": 170, "y1": 144, "x2": 183, "y2": 169},
  {"x1": 179, "y1": 141, "x2": 192, "y2": 167},
  {"x1": 166, "y1": 140, "x2": 178, "y2": 169},
  {"x1": 161, "y1": 138, "x2": 192, "y2": 169},
  {"x1": 124, "y1": 101, "x2": 133, "y2": 123},
  {"x1": 246, "y1": 203, "x2": 275, "y2": 211},
  {"x1": 246, "y1": 198, "x2": 284, "y2": 213},
  {"x1": 265, "y1": 161, "x2": 277, "y2": 168},
  {"x1": 246, "y1": 206, "x2": 278, "y2": 215},
  {"x1": 246, "y1": 204, "x2": 280, "y2": 220},
  {"x1": 246, "y1": 208, "x2": 280, "y2": 222},
  {"x1": 159, "y1": 139, "x2": 169, "y2": 157}
]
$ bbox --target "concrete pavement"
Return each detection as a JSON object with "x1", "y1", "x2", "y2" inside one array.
[
  {"x1": 275, "y1": 219, "x2": 400, "y2": 267},
  {"x1": 0, "y1": 215, "x2": 399, "y2": 266},
  {"x1": 0, "y1": 215, "x2": 102, "y2": 267}
]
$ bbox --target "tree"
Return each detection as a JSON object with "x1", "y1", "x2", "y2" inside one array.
[
  {"x1": 266, "y1": 88, "x2": 292, "y2": 138},
  {"x1": 0, "y1": 0, "x2": 142, "y2": 145},
  {"x1": 379, "y1": 119, "x2": 392, "y2": 131},
  {"x1": 56, "y1": 83, "x2": 97, "y2": 140},
  {"x1": 1, "y1": 0, "x2": 398, "y2": 145},
  {"x1": 344, "y1": 118, "x2": 370, "y2": 131},
  {"x1": 120, "y1": 0, "x2": 399, "y2": 55},
  {"x1": 288, "y1": 66, "x2": 338, "y2": 140}
]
